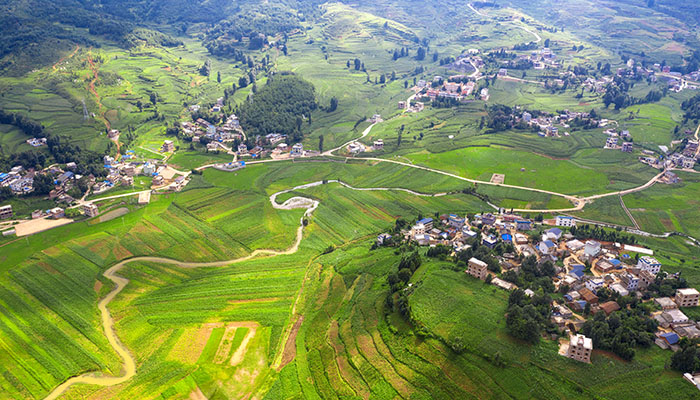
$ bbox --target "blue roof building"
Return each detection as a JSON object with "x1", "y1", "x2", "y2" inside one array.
[
  {"x1": 660, "y1": 332, "x2": 679, "y2": 345},
  {"x1": 569, "y1": 264, "x2": 585, "y2": 279}
]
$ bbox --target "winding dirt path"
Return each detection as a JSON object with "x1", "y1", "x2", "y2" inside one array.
[
  {"x1": 86, "y1": 51, "x2": 110, "y2": 130},
  {"x1": 52, "y1": 45, "x2": 80, "y2": 72},
  {"x1": 45, "y1": 178, "x2": 445, "y2": 398}
]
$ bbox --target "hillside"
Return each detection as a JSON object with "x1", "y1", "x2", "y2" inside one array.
[{"x1": 2, "y1": 0, "x2": 700, "y2": 399}]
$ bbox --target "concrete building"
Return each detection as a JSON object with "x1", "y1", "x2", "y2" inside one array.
[
  {"x1": 676, "y1": 288, "x2": 700, "y2": 308},
  {"x1": 291, "y1": 143, "x2": 304, "y2": 157},
  {"x1": 637, "y1": 256, "x2": 661, "y2": 275},
  {"x1": 655, "y1": 297, "x2": 678, "y2": 310},
  {"x1": 619, "y1": 272, "x2": 640, "y2": 291},
  {"x1": 417, "y1": 218, "x2": 434, "y2": 230},
  {"x1": 0, "y1": 204, "x2": 13, "y2": 220},
  {"x1": 161, "y1": 140, "x2": 175, "y2": 152},
  {"x1": 467, "y1": 257, "x2": 489, "y2": 281},
  {"x1": 49, "y1": 207, "x2": 65, "y2": 219},
  {"x1": 555, "y1": 215, "x2": 576, "y2": 227},
  {"x1": 584, "y1": 240, "x2": 601, "y2": 258},
  {"x1": 82, "y1": 203, "x2": 99, "y2": 218},
  {"x1": 567, "y1": 334, "x2": 592, "y2": 363}
]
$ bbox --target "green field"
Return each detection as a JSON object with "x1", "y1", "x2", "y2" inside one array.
[{"x1": 2, "y1": 0, "x2": 700, "y2": 398}]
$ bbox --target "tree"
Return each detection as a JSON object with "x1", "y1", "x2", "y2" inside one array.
[
  {"x1": 329, "y1": 97, "x2": 338, "y2": 112},
  {"x1": 217, "y1": 71, "x2": 221, "y2": 84},
  {"x1": 416, "y1": 47, "x2": 426, "y2": 61},
  {"x1": 318, "y1": 134, "x2": 324, "y2": 152},
  {"x1": 671, "y1": 341, "x2": 698, "y2": 373},
  {"x1": 150, "y1": 92, "x2": 158, "y2": 106},
  {"x1": 354, "y1": 58, "x2": 362, "y2": 70},
  {"x1": 379, "y1": 75, "x2": 386, "y2": 84},
  {"x1": 136, "y1": 100, "x2": 143, "y2": 112},
  {"x1": 544, "y1": 38, "x2": 550, "y2": 48}
]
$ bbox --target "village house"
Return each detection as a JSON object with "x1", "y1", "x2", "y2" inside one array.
[
  {"x1": 238, "y1": 143, "x2": 248, "y2": 154},
  {"x1": 655, "y1": 297, "x2": 678, "y2": 310},
  {"x1": 0, "y1": 204, "x2": 13, "y2": 220},
  {"x1": 636, "y1": 269, "x2": 656, "y2": 290},
  {"x1": 467, "y1": 257, "x2": 489, "y2": 281},
  {"x1": 555, "y1": 215, "x2": 575, "y2": 227},
  {"x1": 538, "y1": 240, "x2": 557, "y2": 255},
  {"x1": 291, "y1": 143, "x2": 304, "y2": 157},
  {"x1": 676, "y1": 288, "x2": 700, "y2": 308},
  {"x1": 584, "y1": 240, "x2": 601, "y2": 259},
  {"x1": 585, "y1": 278, "x2": 605, "y2": 293},
  {"x1": 161, "y1": 140, "x2": 175, "y2": 153},
  {"x1": 619, "y1": 272, "x2": 640, "y2": 291},
  {"x1": 566, "y1": 239, "x2": 585, "y2": 252},
  {"x1": 373, "y1": 139, "x2": 384, "y2": 150},
  {"x1": 578, "y1": 288, "x2": 599, "y2": 304},
  {"x1": 82, "y1": 203, "x2": 99, "y2": 217},
  {"x1": 621, "y1": 142, "x2": 633, "y2": 152},
  {"x1": 637, "y1": 256, "x2": 661, "y2": 275},
  {"x1": 566, "y1": 334, "x2": 593, "y2": 363},
  {"x1": 595, "y1": 259, "x2": 615, "y2": 274},
  {"x1": 49, "y1": 207, "x2": 65, "y2": 219},
  {"x1": 545, "y1": 228, "x2": 563, "y2": 241},
  {"x1": 516, "y1": 220, "x2": 532, "y2": 231},
  {"x1": 599, "y1": 301, "x2": 621, "y2": 316},
  {"x1": 417, "y1": 217, "x2": 434, "y2": 230}
]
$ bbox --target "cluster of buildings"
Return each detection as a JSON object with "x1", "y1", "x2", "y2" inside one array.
[
  {"x1": 517, "y1": 109, "x2": 606, "y2": 138},
  {"x1": 397, "y1": 100, "x2": 424, "y2": 113},
  {"x1": 26, "y1": 137, "x2": 47, "y2": 147},
  {"x1": 527, "y1": 47, "x2": 561, "y2": 70},
  {"x1": 181, "y1": 114, "x2": 244, "y2": 144},
  {"x1": 603, "y1": 129, "x2": 634, "y2": 152},
  {"x1": 0, "y1": 166, "x2": 35, "y2": 195},
  {"x1": 383, "y1": 209, "x2": 700, "y2": 367},
  {"x1": 419, "y1": 78, "x2": 477, "y2": 102}
]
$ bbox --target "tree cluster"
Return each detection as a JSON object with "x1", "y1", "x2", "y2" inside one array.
[
  {"x1": 238, "y1": 73, "x2": 317, "y2": 142},
  {"x1": 506, "y1": 289, "x2": 553, "y2": 344},
  {"x1": 580, "y1": 303, "x2": 656, "y2": 361}
]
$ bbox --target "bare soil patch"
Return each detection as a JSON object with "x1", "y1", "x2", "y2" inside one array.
[
  {"x1": 94, "y1": 280, "x2": 103, "y2": 292},
  {"x1": 230, "y1": 326, "x2": 256, "y2": 366},
  {"x1": 278, "y1": 316, "x2": 303, "y2": 370},
  {"x1": 15, "y1": 218, "x2": 73, "y2": 236},
  {"x1": 99, "y1": 207, "x2": 129, "y2": 223}
]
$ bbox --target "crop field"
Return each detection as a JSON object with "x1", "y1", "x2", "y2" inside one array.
[
  {"x1": 262, "y1": 245, "x2": 698, "y2": 400},
  {"x1": 623, "y1": 171, "x2": 700, "y2": 238},
  {"x1": 403, "y1": 145, "x2": 610, "y2": 195}
]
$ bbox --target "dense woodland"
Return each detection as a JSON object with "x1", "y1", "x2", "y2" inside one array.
[{"x1": 237, "y1": 73, "x2": 317, "y2": 142}]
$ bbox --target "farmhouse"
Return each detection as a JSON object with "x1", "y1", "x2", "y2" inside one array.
[
  {"x1": 655, "y1": 297, "x2": 678, "y2": 310},
  {"x1": 0, "y1": 204, "x2": 13, "y2": 220},
  {"x1": 49, "y1": 207, "x2": 65, "y2": 219},
  {"x1": 676, "y1": 288, "x2": 700, "y2": 308},
  {"x1": 555, "y1": 215, "x2": 575, "y2": 227},
  {"x1": 161, "y1": 140, "x2": 175, "y2": 152},
  {"x1": 467, "y1": 257, "x2": 489, "y2": 281},
  {"x1": 637, "y1": 256, "x2": 661, "y2": 275},
  {"x1": 584, "y1": 240, "x2": 601, "y2": 259},
  {"x1": 82, "y1": 203, "x2": 99, "y2": 217},
  {"x1": 566, "y1": 334, "x2": 592, "y2": 363},
  {"x1": 599, "y1": 301, "x2": 620, "y2": 316}
]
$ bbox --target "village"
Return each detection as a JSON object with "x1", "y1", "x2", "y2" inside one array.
[
  {"x1": 0, "y1": 135, "x2": 195, "y2": 237},
  {"x1": 379, "y1": 210, "x2": 700, "y2": 373}
]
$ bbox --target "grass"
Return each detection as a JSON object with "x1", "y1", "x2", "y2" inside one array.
[
  {"x1": 1, "y1": 2, "x2": 700, "y2": 398},
  {"x1": 623, "y1": 171, "x2": 700, "y2": 239}
]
